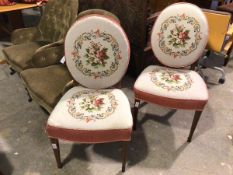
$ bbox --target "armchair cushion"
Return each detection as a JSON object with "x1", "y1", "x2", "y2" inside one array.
[
  {"x1": 21, "y1": 64, "x2": 73, "y2": 113},
  {"x1": 11, "y1": 27, "x2": 42, "y2": 45},
  {"x1": 3, "y1": 41, "x2": 50, "y2": 72},
  {"x1": 46, "y1": 86, "x2": 133, "y2": 143},
  {"x1": 30, "y1": 40, "x2": 64, "y2": 67},
  {"x1": 134, "y1": 65, "x2": 208, "y2": 110}
]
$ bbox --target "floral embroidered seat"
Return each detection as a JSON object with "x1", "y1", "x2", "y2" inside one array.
[
  {"x1": 134, "y1": 65, "x2": 208, "y2": 110},
  {"x1": 47, "y1": 86, "x2": 132, "y2": 142},
  {"x1": 133, "y1": 3, "x2": 209, "y2": 142},
  {"x1": 46, "y1": 14, "x2": 132, "y2": 172}
]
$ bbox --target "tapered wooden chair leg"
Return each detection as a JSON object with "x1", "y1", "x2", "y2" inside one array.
[
  {"x1": 187, "y1": 111, "x2": 202, "y2": 143},
  {"x1": 122, "y1": 141, "x2": 129, "y2": 172},
  {"x1": 133, "y1": 99, "x2": 140, "y2": 130},
  {"x1": 50, "y1": 138, "x2": 62, "y2": 168}
]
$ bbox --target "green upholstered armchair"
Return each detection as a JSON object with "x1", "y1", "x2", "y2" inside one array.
[
  {"x1": 20, "y1": 9, "x2": 120, "y2": 113},
  {"x1": 3, "y1": 0, "x2": 79, "y2": 73}
]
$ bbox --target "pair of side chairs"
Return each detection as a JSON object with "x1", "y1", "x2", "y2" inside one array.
[
  {"x1": 4, "y1": 2, "x2": 210, "y2": 173},
  {"x1": 47, "y1": 3, "x2": 209, "y2": 172}
]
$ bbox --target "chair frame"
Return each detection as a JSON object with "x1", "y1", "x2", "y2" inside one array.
[
  {"x1": 133, "y1": 8, "x2": 207, "y2": 143},
  {"x1": 47, "y1": 14, "x2": 131, "y2": 172}
]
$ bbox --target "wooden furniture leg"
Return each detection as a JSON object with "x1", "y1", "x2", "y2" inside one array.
[
  {"x1": 50, "y1": 138, "x2": 62, "y2": 168},
  {"x1": 187, "y1": 111, "x2": 203, "y2": 142},
  {"x1": 133, "y1": 99, "x2": 140, "y2": 130},
  {"x1": 122, "y1": 141, "x2": 129, "y2": 172}
]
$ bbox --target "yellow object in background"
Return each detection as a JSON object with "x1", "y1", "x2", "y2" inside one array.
[{"x1": 204, "y1": 10, "x2": 231, "y2": 53}]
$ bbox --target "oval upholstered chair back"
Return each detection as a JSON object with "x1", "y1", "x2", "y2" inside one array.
[
  {"x1": 38, "y1": 0, "x2": 79, "y2": 42},
  {"x1": 151, "y1": 3, "x2": 209, "y2": 68},
  {"x1": 65, "y1": 15, "x2": 130, "y2": 89}
]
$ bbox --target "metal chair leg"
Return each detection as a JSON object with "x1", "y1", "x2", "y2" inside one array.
[
  {"x1": 187, "y1": 111, "x2": 202, "y2": 143},
  {"x1": 133, "y1": 99, "x2": 140, "y2": 130},
  {"x1": 50, "y1": 138, "x2": 62, "y2": 168},
  {"x1": 122, "y1": 141, "x2": 129, "y2": 172},
  {"x1": 212, "y1": 67, "x2": 225, "y2": 84}
]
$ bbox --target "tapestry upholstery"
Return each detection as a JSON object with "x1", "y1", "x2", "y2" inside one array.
[
  {"x1": 65, "y1": 15, "x2": 130, "y2": 89},
  {"x1": 47, "y1": 86, "x2": 133, "y2": 131},
  {"x1": 46, "y1": 14, "x2": 133, "y2": 146},
  {"x1": 134, "y1": 65, "x2": 208, "y2": 110},
  {"x1": 79, "y1": 0, "x2": 149, "y2": 76},
  {"x1": 151, "y1": 3, "x2": 209, "y2": 68}
]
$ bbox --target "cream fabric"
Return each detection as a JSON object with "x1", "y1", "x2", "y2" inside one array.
[
  {"x1": 65, "y1": 15, "x2": 130, "y2": 89},
  {"x1": 134, "y1": 65, "x2": 208, "y2": 101},
  {"x1": 47, "y1": 86, "x2": 133, "y2": 130},
  {"x1": 151, "y1": 3, "x2": 208, "y2": 68}
]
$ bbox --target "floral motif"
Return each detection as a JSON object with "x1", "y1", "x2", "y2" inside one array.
[
  {"x1": 158, "y1": 13, "x2": 202, "y2": 58},
  {"x1": 72, "y1": 29, "x2": 122, "y2": 79},
  {"x1": 67, "y1": 90, "x2": 118, "y2": 122},
  {"x1": 150, "y1": 68, "x2": 193, "y2": 91},
  {"x1": 79, "y1": 96, "x2": 105, "y2": 112},
  {"x1": 85, "y1": 42, "x2": 109, "y2": 68},
  {"x1": 168, "y1": 25, "x2": 190, "y2": 48}
]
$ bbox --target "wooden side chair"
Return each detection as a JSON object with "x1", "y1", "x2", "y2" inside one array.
[
  {"x1": 133, "y1": 3, "x2": 209, "y2": 142},
  {"x1": 46, "y1": 15, "x2": 132, "y2": 172}
]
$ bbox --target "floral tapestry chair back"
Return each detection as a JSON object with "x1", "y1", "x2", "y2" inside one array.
[
  {"x1": 38, "y1": 0, "x2": 79, "y2": 43},
  {"x1": 151, "y1": 3, "x2": 209, "y2": 68},
  {"x1": 65, "y1": 15, "x2": 130, "y2": 89}
]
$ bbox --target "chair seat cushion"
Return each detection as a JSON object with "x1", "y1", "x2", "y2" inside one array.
[
  {"x1": 134, "y1": 65, "x2": 208, "y2": 110},
  {"x1": 21, "y1": 64, "x2": 73, "y2": 112},
  {"x1": 46, "y1": 86, "x2": 133, "y2": 143},
  {"x1": 3, "y1": 41, "x2": 50, "y2": 72}
]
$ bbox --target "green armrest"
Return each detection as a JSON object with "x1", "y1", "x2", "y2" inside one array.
[
  {"x1": 30, "y1": 39, "x2": 64, "y2": 68},
  {"x1": 11, "y1": 27, "x2": 42, "y2": 45}
]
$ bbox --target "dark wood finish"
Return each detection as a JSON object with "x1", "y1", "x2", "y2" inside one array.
[
  {"x1": 0, "y1": 11, "x2": 24, "y2": 37},
  {"x1": 185, "y1": 0, "x2": 213, "y2": 8},
  {"x1": 133, "y1": 99, "x2": 140, "y2": 130},
  {"x1": 122, "y1": 141, "x2": 129, "y2": 172},
  {"x1": 7, "y1": 10, "x2": 24, "y2": 29},
  {"x1": 50, "y1": 138, "x2": 62, "y2": 168},
  {"x1": 218, "y1": 2, "x2": 233, "y2": 16},
  {"x1": 187, "y1": 111, "x2": 203, "y2": 142},
  {"x1": 149, "y1": 0, "x2": 182, "y2": 13}
]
